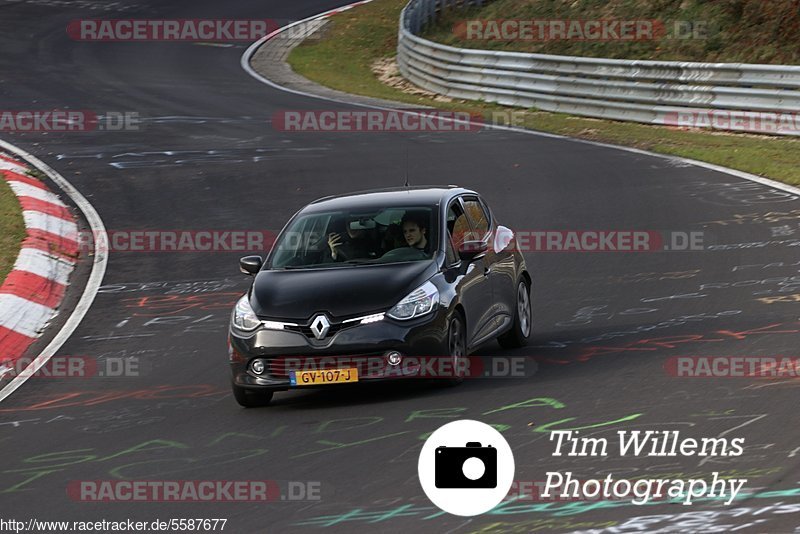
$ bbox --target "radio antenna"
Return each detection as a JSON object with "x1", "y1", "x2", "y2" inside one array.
[{"x1": 404, "y1": 146, "x2": 410, "y2": 188}]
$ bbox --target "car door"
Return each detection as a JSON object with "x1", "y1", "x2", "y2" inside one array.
[
  {"x1": 447, "y1": 197, "x2": 495, "y2": 348},
  {"x1": 461, "y1": 196, "x2": 510, "y2": 335},
  {"x1": 466, "y1": 196, "x2": 517, "y2": 325}
]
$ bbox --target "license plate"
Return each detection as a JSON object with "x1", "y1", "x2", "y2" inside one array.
[{"x1": 290, "y1": 368, "x2": 359, "y2": 386}]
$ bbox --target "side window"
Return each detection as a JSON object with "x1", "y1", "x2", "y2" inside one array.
[
  {"x1": 446, "y1": 201, "x2": 469, "y2": 263},
  {"x1": 463, "y1": 197, "x2": 489, "y2": 239}
]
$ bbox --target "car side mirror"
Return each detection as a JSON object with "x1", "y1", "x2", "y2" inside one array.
[
  {"x1": 239, "y1": 255, "x2": 263, "y2": 275},
  {"x1": 458, "y1": 240, "x2": 488, "y2": 262}
]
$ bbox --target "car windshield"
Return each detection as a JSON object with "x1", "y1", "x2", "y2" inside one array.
[{"x1": 269, "y1": 206, "x2": 438, "y2": 269}]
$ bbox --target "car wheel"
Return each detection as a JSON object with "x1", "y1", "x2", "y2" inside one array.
[
  {"x1": 498, "y1": 278, "x2": 531, "y2": 349},
  {"x1": 443, "y1": 312, "x2": 467, "y2": 386},
  {"x1": 232, "y1": 384, "x2": 274, "y2": 407}
]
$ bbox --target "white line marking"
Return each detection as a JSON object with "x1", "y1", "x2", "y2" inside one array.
[
  {"x1": 240, "y1": 4, "x2": 800, "y2": 198},
  {"x1": 0, "y1": 294, "x2": 54, "y2": 338},
  {"x1": 7, "y1": 180, "x2": 66, "y2": 206},
  {"x1": 14, "y1": 248, "x2": 75, "y2": 285},
  {"x1": 0, "y1": 139, "x2": 108, "y2": 402}
]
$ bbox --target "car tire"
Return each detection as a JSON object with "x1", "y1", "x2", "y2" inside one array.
[
  {"x1": 232, "y1": 384, "x2": 274, "y2": 407},
  {"x1": 442, "y1": 311, "x2": 467, "y2": 386},
  {"x1": 498, "y1": 278, "x2": 531, "y2": 349}
]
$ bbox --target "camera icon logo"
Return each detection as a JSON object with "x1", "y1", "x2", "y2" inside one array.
[
  {"x1": 418, "y1": 420, "x2": 515, "y2": 516},
  {"x1": 435, "y1": 442, "x2": 497, "y2": 488}
]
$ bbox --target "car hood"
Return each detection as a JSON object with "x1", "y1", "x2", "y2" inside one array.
[{"x1": 250, "y1": 261, "x2": 438, "y2": 320}]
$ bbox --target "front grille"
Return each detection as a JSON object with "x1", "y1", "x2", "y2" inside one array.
[
  {"x1": 279, "y1": 311, "x2": 378, "y2": 340},
  {"x1": 269, "y1": 354, "x2": 387, "y2": 379},
  {"x1": 284, "y1": 322, "x2": 352, "y2": 339}
]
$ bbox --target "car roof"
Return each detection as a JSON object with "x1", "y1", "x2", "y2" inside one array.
[{"x1": 303, "y1": 186, "x2": 476, "y2": 213}]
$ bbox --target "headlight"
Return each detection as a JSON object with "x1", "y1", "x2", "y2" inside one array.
[
  {"x1": 387, "y1": 281, "x2": 439, "y2": 320},
  {"x1": 232, "y1": 295, "x2": 261, "y2": 331}
]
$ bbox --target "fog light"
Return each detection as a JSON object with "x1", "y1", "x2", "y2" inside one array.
[
  {"x1": 385, "y1": 351, "x2": 403, "y2": 366},
  {"x1": 250, "y1": 359, "x2": 266, "y2": 375}
]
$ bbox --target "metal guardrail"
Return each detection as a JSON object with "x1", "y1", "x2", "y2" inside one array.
[{"x1": 397, "y1": 0, "x2": 800, "y2": 135}]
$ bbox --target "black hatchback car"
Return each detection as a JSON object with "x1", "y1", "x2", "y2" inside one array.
[{"x1": 228, "y1": 186, "x2": 531, "y2": 406}]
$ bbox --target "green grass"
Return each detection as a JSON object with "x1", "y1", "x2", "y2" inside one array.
[
  {"x1": 288, "y1": 1, "x2": 421, "y2": 104},
  {"x1": 0, "y1": 173, "x2": 25, "y2": 285},
  {"x1": 287, "y1": 0, "x2": 800, "y2": 186}
]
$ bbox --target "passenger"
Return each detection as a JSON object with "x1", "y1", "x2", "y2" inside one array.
[{"x1": 328, "y1": 218, "x2": 379, "y2": 261}]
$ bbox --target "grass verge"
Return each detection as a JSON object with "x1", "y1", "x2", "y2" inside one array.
[
  {"x1": 0, "y1": 172, "x2": 25, "y2": 285},
  {"x1": 286, "y1": 0, "x2": 800, "y2": 186}
]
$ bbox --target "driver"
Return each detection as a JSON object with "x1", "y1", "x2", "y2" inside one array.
[{"x1": 401, "y1": 212, "x2": 429, "y2": 254}]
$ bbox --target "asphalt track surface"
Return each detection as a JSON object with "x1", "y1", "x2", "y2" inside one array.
[{"x1": 1, "y1": 0, "x2": 800, "y2": 532}]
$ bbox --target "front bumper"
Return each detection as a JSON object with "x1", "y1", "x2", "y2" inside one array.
[{"x1": 229, "y1": 307, "x2": 449, "y2": 391}]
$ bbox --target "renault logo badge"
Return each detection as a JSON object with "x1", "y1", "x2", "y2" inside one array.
[{"x1": 310, "y1": 314, "x2": 331, "y2": 340}]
